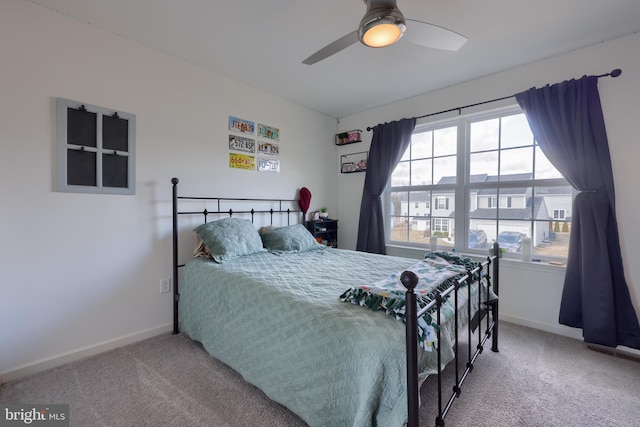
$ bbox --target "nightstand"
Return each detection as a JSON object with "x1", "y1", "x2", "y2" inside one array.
[{"x1": 306, "y1": 219, "x2": 338, "y2": 248}]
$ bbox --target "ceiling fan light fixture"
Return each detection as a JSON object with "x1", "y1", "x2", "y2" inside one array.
[
  {"x1": 302, "y1": 0, "x2": 466, "y2": 65},
  {"x1": 358, "y1": 7, "x2": 406, "y2": 48}
]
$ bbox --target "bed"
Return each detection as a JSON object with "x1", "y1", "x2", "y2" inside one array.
[{"x1": 171, "y1": 178, "x2": 499, "y2": 427}]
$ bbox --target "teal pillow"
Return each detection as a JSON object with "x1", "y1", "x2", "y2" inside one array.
[
  {"x1": 194, "y1": 217, "x2": 266, "y2": 263},
  {"x1": 260, "y1": 223, "x2": 325, "y2": 254}
]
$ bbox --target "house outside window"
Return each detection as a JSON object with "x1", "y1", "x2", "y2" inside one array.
[{"x1": 387, "y1": 107, "x2": 572, "y2": 259}]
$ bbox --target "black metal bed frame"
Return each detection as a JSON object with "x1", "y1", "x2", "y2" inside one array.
[
  {"x1": 402, "y1": 249, "x2": 499, "y2": 426},
  {"x1": 171, "y1": 177, "x2": 302, "y2": 334},
  {"x1": 170, "y1": 177, "x2": 500, "y2": 427}
]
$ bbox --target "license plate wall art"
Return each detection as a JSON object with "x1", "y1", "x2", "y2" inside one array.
[{"x1": 227, "y1": 115, "x2": 281, "y2": 172}]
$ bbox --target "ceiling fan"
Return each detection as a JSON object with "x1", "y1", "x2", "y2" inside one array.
[{"x1": 302, "y1": 0, "x2": 467, "y2": 65}]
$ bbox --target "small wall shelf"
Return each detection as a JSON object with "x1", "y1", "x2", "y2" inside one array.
[
  {"x1": 341, "y1": 151, "x2": 368, "y2": 174},
  {"x1": 335, "y1": 129, "x2": 362, "y2": 146}
]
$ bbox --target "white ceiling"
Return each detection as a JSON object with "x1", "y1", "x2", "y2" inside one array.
[{"x1": 29, "y1": 0, "x2": 640, "y2": 118}]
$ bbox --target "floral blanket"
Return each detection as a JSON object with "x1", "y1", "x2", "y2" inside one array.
[{"x1": 339, "y1": 251, "x2": 478, "y2": 351}]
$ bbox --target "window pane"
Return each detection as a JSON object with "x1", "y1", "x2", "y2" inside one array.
[
  {"x1": 532, "y1": 219, "x2": 570, "y2": 259},
  {"x1": 410, "y1": 159, "x2": 432, "y2": 185},
  {"x1": 431, "y1": 217, "x2": 454, "y2": 249},
  {"x1": 391, "y1": 161, "x2": 410, "y2": 186},
  {"x1": 411, "y1": 130, "x2": 432, "y2": 158},
  {"x1": 469, "y1": 219, "x2": 496, "y2": 247},
  {"x1": 409, "y1": 191, "x2": 430, "y2": 217},
  {"x1": 389, "y1": 191, "x2": 409, "y2": 242},
  {"x1": 470, "y1": 118, "x2": 499, "y2": 152},
  {"x1": 390, "y1": 191, "x2": 408, "y2": 218},
  {"x1": 390, "y1": 219, "x2": 409, "y2": 242},
  {"x1": 399, "y1": 145, "x2": 410, "y2": 162},
  {"x1": 470, "y1": 189, "x2": 497, "y2": 218},
  {"x1": 534, "y1": 146, "x2": 564, "y2": 179},
  {"x1": 531, "y1": 186, "x2": 572, "y2": 258},
  {"x1": 433, "y1": 126, "x2": 457, "y2": 157},
  {"x1": 432, "y1": 192, "x2": 454, "y2": 217},
  {"x1": 500, "y1": 146, "x2": 533, "y2": 176},
  {"x1": 470, "y1": 151, "x2": 498, "y2": 177},
  {"x1": 409, "y1": 192, "x2": 431, "y2": 244},
  {"x1": 500, "y1": 114, "x2": 533, "y2": 149},
  {"x1": 497, "y1": 222, "x2": 529, "y2": 254},
  {"x1": 433, "y1": 155, "x2": 456, "y2": 184}
]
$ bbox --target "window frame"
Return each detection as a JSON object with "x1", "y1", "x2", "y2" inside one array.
[
  {"x1": 385, "y1": 105, "x2": 573, "y2": 260},
  {"x1": 56, "y1": 98, "x2": 136, "y2": 195}
]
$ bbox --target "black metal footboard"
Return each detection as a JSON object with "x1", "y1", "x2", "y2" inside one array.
[{"x1": 402, "y1": 243, "x2": 500, "y2": 427}]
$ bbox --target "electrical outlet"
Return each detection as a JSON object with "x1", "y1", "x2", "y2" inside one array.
[{"x1": 160, "y1": 277, "x2": 171, "y2": 294}]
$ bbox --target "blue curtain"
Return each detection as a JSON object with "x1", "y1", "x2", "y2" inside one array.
[
  {"x1": 516, "y1": 76, "x2": 640, "y2": 349},
  {"x1": 356, "y1": 118, "x2": 416, "y2": 254}
]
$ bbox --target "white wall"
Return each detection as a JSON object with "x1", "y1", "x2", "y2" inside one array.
[
  {"x1": 0, "y1": 0, "x2": 338, "y2": 380},
  {"x1": 336, "y1": 33, "x2": 640, "y2": 349}
]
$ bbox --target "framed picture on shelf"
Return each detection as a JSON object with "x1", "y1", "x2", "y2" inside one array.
[
  {"x1": 335, "y1": 129, "x2": 362, "y2": 146},
  {"x1": 340, "y1": 151, "x2": 368, "y2": 173}
]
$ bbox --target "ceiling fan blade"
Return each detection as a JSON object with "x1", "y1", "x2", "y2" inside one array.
[
  {"x1": 403, "y1": 19, "x2": 467, "y2": 51},
  {"x1": 302, "y1": 31, "x2": 359, "y2": 65}
]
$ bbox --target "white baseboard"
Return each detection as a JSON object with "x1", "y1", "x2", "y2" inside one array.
[
  {"x1": 500, "y1": 314, "x2": 584, "y2": 341},
  {"x1": 500, "y1": 314, "x2": 640, "y2": 356},
  {"x1": 1, "y1": 323, "x2": 173, "y2": 385}
]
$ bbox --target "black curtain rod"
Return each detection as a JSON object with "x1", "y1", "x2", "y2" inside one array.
[{"x1": 366, "y1": 68, "x2": 622, "y2": 131}]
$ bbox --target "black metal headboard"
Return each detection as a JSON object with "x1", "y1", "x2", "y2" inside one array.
[{"x1": 171, "y1": 177, "x2": 303, "y2": 333}]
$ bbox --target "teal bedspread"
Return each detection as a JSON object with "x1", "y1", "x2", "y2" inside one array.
[{"x1": 179, "y1": 248, "x2": 485, "y2": 427}]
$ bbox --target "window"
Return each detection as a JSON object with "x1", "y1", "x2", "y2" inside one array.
[
  {"x1": 488, "y1": 196, "x2": 512, "y2": 208},
  {"x1": 387, "y1": 107, "x2": 572, "y2": 259},
  {"x1": 433, "y1": 218, "x2": 449, "y2": 232},
  {"x1": 56, "y1": 98, "x2": 136, "y2": 195},
  {"x1": 435, "y1": 197, "x2": 449, "y2": 210}
]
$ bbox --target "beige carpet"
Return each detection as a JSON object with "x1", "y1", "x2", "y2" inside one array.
[{"x1": 2, "y1": 322, "x2": 640, "y2": 426}]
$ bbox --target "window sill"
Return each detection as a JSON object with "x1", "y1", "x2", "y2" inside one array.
[{"x1": 385, "y1": 244, "x2": 566, "y2": 273}]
